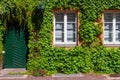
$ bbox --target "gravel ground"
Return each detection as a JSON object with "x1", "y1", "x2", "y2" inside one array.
[{"x1": 0, "y1": 73, "x2": 115, "y2": 80}]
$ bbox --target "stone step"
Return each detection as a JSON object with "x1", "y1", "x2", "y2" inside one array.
[{"x1": 0, "y1": 68, "x2": 27, "y2": 79}]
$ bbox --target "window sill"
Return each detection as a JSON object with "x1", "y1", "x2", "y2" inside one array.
[
  {"x1": 54, "y1": 44, "x2": 77, "y2": 47},
  {"x1": 104, "y1": 44, "x2": 120, "y2": 47}
]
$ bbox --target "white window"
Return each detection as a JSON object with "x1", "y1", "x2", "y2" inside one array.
[
  {"x1": 54, "y1": 12, "x2": 77, "y2": 47},
  {"x1": 104, "y1": 12, "x2": 120, "y2": 45}
]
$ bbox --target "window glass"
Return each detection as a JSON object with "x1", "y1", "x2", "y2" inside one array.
[
  {"x1": 55, "y1": 13, "x2": 64, "y2": 22},
  {"x1": 55, "y1": 31, "x2": 64, "y2": 42},
  {"x1": 55, "y1": 23, "x2": 64, "y2": 42},
  {"x1": 116, "y1": 13, "x2": 120, "y2": 22},
  {"x1": 54, "y1": 12, "x2": 77, "y2": 46},
  {"x1": 67, "y1": 23, "x2": 75, "y2": 30},
  {"x1": 104, "y1": 23, "x2": 113, "y2": 42},
  {"x1": 67, "y1": 13, "x2": 75, "y2": 22},
  {"x1": 104, "y1": 12, "x2": 120, "y2": 44},
  {"x1": 67, "y1": 23, "x2": 76, "y2": 42},
  {"x1": 116, "y1": 23, "x2": 120, "y2": 42},
  {"x1": 55, "y1": 23, "x2": 64, "y2": 30},
  {"x1": 104, "y1": 13, "x2": 113, "y2": 22}
]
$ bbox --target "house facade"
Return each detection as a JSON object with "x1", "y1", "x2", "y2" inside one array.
[{"x1": 0, "y1": 0, "x2": 120, "y2": 75}]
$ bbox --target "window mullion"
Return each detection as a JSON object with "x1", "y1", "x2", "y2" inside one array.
[
  {"x1": 75, "y1": 13, "x2": 77, "y2": 43},
  {"x1": 54, "y1": 14, "x2": 55, "y2": 44},
  {"x1": 64, "y1": 14, "x2": 67, "y2": 44},
  {"x1": 113, "y1": 13, "x2": 116, "y2": 43}
]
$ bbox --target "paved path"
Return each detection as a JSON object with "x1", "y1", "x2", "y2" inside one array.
[{"x1": 0, "y1": 73, "x2": 119, "y2": 80}]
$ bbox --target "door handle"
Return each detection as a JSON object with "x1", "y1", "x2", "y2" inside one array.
[
  {"x1": 12, "y1": 45, "x2": 15, "y2": 49},
  {"x1": 2, "y1": 51, "x2": 5, "y2": 54}
]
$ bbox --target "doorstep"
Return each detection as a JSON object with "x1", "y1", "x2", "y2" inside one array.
[{"x1": 0, "y1": 68, "x2": 28, "y2": 79}]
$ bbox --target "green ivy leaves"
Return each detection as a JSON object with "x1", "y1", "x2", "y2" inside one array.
[
  {"x1": 1, "y1": 0, "x2": 120, "y2": 76},
  {"x1": 80, "y1": 21, "x2": 101, "y2": 43}
]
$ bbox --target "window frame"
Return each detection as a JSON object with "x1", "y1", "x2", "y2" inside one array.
[
  {"x1": 104, "y1": 11, "x2": 120, "y2": 45},
  {"x1": 53, "y1": 11, "x2": 78, "y2": 47}
]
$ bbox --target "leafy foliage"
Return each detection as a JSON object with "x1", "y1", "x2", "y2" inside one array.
[
  {"x1": 80, "y1": 21, "x2": 101, "y2": 43},
  {"x1": 0, "y1": 0, "x2": 120, "y2": 76}
]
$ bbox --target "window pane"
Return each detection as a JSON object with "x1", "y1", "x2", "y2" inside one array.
[
  {"x1": 55, "y1": 38, "x2": 64, "y2": 42},
  {"x1": 104, "y1": 13, "x2": 113, "y2": 22},
  {"x1": 54, "y1": 12, "x2": 77, "y2": 45},
  {"x1": 67, "y1": 33, "x2": 76, "y2": 42},
  {"x1": 55, "y1": 31, "x2": 64, "y2": 42},
  {"x1": 67, "y1": 13, "x2": 75, "y2": 22},
  {"x1": 67, "y1": 31, "x2": 76, "y2": 42},
  {"x1": 104, "y1": 23, "x2": 113, "y2": 42},
  {"x1": 67, "y1": 38, "x2": 75, "y2": 42},
  {"x1": 67, "y1": 31, "x2": 73, "y2": 38},
  {"x1": 116, "y1": 23, "x2": 120, "y2": 42},
  {"x1": 55, "y1": 23, "x2": 64, "y2": 30},
  {"x1": 104, "y1": 32, "x2": 112, "y2": 42},
  {"x1": 55, "y1": 23, "x2": 64, "y2": 42},
  {"x1": 55, "y1": 13, "x2": 64, "y2": 22},
  {"x1": 67, "y1": 23, "x2": 75, "y2": 31},
  {"x1": 55, "y1": 31, "x2": 62, "y2": 38},
  {"x1": 67, "y1": 23, "x2": 76, "y2": 42},
  {"x1": 104, "y1": 23, "x2": 113, "y2": 31},
  {"x1": 116, "y1": 13, "x2": 120, "y2": 22}
]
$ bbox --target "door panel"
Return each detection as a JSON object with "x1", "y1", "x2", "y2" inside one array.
[{"x1": 3, "y1": 26, "x2": 27, "y2": 68}]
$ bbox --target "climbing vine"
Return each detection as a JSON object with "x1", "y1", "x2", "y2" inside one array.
[{"x1": 1, "y1": 0, "x2": 120, "y2": 76}]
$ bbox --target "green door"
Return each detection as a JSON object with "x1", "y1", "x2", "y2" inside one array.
[{"x1": 3, "y1": 26, "x2": 27, "y2": 68}]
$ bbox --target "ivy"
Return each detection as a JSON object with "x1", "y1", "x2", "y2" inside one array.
[
  {"x1": 1, "y1": 0, "x2": 120, "y2": 76},
  {"x1": 80, "y1": 21, "x2": 101, "y2": 43}
]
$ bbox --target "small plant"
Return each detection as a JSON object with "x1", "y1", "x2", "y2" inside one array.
[
  {"x1": 32, "y1": 69, "x2": 46, "y2": 76},
  {"x1": 40, "y1": 70, "x2": 46, "y2": 76}
]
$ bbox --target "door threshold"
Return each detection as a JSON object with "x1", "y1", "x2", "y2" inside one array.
[
  {"x1": 0, "y1": 68, "x2": 27, "y2": 79},
  {"x1": 0, "y1": 68, "x2": 26, "y2": 76}
]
